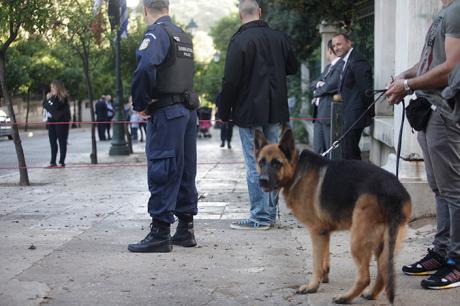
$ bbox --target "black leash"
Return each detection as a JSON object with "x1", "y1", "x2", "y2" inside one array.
[
  {"x1": 321, "y1": 91, "x2": 386, "y2": 158},
  {"x1": 321, "y1": 89, "x2": 407, "y2": 179},
  {"x1": 395, "y1": 100, "x2": 406, "y2": 179}
]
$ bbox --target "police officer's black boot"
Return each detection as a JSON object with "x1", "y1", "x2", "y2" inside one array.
[
  {"x1": 172, "y1": 214, "x2": 197, "y2": 247},
  {"x1": 128, "y1": 220, "x2": 172, "y2": 253}
]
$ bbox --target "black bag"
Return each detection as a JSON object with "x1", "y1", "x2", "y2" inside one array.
[
  {"x1": 405, "y1": 97, "x2": 432, "y2": 131},
  {"x1": 184, "y1": 90, "x2": 200, "y2": 110}
]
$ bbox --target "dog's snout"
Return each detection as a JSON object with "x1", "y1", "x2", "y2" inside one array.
[
  {"x1": 259, "y1": 173, "x2": 275, "y2": 192},
  {"x1": 259, "y1": 174, "x2": 269, "y2": 185}
]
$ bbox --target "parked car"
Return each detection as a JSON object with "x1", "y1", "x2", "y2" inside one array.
[{"x1": 0, "y1": 109, "x2": 13, "y2": 140}]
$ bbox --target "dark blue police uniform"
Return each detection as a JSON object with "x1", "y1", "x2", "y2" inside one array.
[{"x1": 131, "y1": 16, "x2": 198, "y2": 225}]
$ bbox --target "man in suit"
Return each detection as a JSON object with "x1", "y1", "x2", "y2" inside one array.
[
  {"x1": 310, "y1": 39, "x2": 344, "y2": 155},
  {"x1": 332, "y1": 33, "x2": 373, "y2": 160}
]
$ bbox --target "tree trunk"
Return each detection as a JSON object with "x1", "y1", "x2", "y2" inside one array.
[
  {"x1": 24, "y1": 88, "x2": 31, "y2": 132},
  {"x1": 81, "y1": 48, "x2": 97, "y2": 164},
  {"x1": 78, "y1": 99, "x2": 82, "y2": 128},
  {"x1": 0, "y1": 53, "x2": 30, "y2": 186},
  {"x1": 71, "y1": 99, "x2": 77, "y2": 128}
]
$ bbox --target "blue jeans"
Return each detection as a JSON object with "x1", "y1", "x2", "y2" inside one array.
[{"x1": 239, "y1": 124, "x2": 281, "y2": 225}]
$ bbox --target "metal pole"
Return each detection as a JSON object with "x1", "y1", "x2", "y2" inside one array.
[
  {"x1": 109, "y1": 28, "x2": 130, "y2": 156},
  {"x1": 330, "y1": 96, "x2": 343, "y2": 160}
]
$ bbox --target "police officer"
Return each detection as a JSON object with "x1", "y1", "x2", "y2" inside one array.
[{"x1": 128, "y1": 0, "x2": 198, "y2": 253}]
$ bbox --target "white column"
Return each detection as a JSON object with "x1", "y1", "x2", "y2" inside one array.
[
  {"x1": 393, "y1": 0, "x2": 440, "y2": 171},
  {"x1": 374, "y1": 0, "x2": 396, "y2": 116},
  {"x1": 318, "y1": 22, "x2": 339, "y2": 71},
  {"x1": 383, "y1": 0, "x2": 441, "y2": 218}
]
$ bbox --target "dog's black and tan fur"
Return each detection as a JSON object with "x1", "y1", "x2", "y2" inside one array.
[{"x1": 254, "y1": 128, "x2": 412, "y2": 304}]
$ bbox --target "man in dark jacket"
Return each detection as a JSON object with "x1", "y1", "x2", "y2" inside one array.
[
  {"x1": 332, "y1": 33, "x2": 373, "y2": 160},
  {"x1": 220, "y1": 0, "x2": 298, "y2": 230},
  {"x1": 310, "y1": 39, "x2": 344, "y2": 155},
  {"x1": 95, "y1": 96, "x2": 108, "y2": 141}
]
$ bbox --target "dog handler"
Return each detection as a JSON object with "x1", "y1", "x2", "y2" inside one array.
[
  {"x1": 386, "y1": 0, "x2": 460, "y2": 289},
  {"x1": 128, "y1": 0, "x2": 198, "y2": 253}
]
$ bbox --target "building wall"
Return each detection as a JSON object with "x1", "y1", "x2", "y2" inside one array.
[{"x1": 372, "y1": 0, "x2": 442, "y2": 217}]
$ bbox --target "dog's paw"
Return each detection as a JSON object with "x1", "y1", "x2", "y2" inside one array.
[
  {"x1": 322, "y1": 275, "x2": 329, "y2": 283},
  {"x1": 361, "y1": 292, "x2": 376, "y2": 300},
  {"x1": 332, "y1": 295, "x2": 351, "y2": 304},
  {"x1": 296, "y1": 284, "x2": 318, "y2": 294}
]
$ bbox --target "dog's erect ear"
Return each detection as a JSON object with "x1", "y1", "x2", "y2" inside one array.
[
  {"x1": 254, "y1": 129, "x2": 268, "y2": 158},
  {"x1": 279, "y1": 128, "x2": 295, "y2": 161},
  {"x1": 280, "y1": 122, "x2": 290, "y2": 136}
]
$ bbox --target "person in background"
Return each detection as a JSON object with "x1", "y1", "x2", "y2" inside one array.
[
  {"x1": 105, "y1": 95, "x2": 114, "y2": 140},
  {"x1": 95, "y1": 95, "x2": 108, "y2": 141},
  {"x1": 332, "y1": 33, "x2": 373, "y2": 160},
  {"x1": 130, "y1": 110, "x2": 140, "y2": 142},
  {"x1": 42, "y1": 80, "x2": 71, "y2": 168},
  {"x1": 310, "y1": 39, "x2": 344, "y2": 155},
  {"x1": 139, "y1": 116, "x2": 147, "y2": 142},
  {"x1": 216, "y1": 93, "x2": 233, "y2": 149}
]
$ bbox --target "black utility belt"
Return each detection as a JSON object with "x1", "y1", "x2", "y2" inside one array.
[
  {"x1": 145, "y1": 92, "x2": 200, "y2": 115},
  {"x1": 145, "y1": 95, "x2": 186, "y2": 115}
]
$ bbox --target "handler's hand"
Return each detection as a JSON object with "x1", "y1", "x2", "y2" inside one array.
[
  {"x1": 385, "y1": 79, "x2": 406, "y2": 105},
  {"x1": 139, "y1": 111, "x2": 150, "y2": 119}
]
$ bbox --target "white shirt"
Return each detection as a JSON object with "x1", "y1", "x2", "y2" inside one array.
[
  {"x1": 331, "y1": 56, "x2": 341, "y2": 66},
  {"x1": 341, "y1": 48, "x2": 354, "y2": 69}
]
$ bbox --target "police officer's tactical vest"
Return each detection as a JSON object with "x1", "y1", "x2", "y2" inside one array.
[{"x1": 155, "y1": 23, "x2": 194, "y2": 96}]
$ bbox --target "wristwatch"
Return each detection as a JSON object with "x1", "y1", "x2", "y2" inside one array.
[{"x1": 403, "y1": 79, "x2": 413, "y2": 95}]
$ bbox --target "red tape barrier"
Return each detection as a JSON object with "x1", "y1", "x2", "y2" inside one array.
[
  {"x1": 0, "y1": 161, "x2": 245, "y2": 171},
  {"x1": 0, "y1": 117, "x2": 330, "y2": 126}
]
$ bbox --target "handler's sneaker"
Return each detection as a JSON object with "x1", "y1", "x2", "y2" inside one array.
[
  {"x1": 230, "y1": 219, "x2": 270, "y2": 230},
  {"x1": 421, "y1": 259, "x2": 460, "y2": 289},
  {"x1": 402, "y1": 248, "x2": 446, "y2": 276}
]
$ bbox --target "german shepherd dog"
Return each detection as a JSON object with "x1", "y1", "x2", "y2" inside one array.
[{"x1": 254, "y1": 128, "x2": 412, "y2": 304}]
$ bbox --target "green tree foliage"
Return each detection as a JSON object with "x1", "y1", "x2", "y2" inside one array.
[
  {"x1": 57, "y1": 0, "x2": 107, "y2": 164},
  {"x1": 260, "y1": 0, "x2": 353, "y2": 60},
  {"x1": 209, "y1": 14, "x2": 241, "y2": 57},
  {"x1": 0, "y1": 0, "x2": 55, "y2": 186},
  {"x1": 194, "y1": 14, "x2": 240, "y2": 104}
]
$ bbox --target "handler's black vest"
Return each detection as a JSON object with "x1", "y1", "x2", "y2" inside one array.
[{"x1": 155, "y1": 23, "x2": 194, "y2": 96}]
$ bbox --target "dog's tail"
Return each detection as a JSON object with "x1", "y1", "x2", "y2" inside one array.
[{"x1": 383, "y1": 198, "x2": 411, "y2": 305}]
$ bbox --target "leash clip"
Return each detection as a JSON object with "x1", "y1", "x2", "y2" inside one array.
[{"x1": 321, "y1": 140, "x2": 340, "y2": 157}]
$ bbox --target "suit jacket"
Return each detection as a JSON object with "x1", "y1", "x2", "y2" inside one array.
[
  {"x1": 339, "y1": 49, "x2": 374, "y2": 129},
  {"x1": 312, "y1": 60, "x2": 345, "y2": 125},
  {"x1": 95, "y1": 99, "x2": 108, "y2": 121}
]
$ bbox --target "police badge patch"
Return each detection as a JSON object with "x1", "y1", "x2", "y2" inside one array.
[{"x1": 139, "y1": 38, "x2": 150, "y2": 51}]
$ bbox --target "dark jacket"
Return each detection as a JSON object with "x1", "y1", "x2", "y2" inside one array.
[
  {"x1": 220, "y1": 20, "x2": 298, "y2": 127},
  {"x1": 42, "y1": 95, "x2": 71, "y2": 123},
  {"x1": 339, "y1": 49, "x2": 374, "y2": 129},
  {"x1": 95, "y1": 99, "x2": 108, "y2": 121},
  {"x1": 311, "y1": 59, "x2": 344, "y2": 125}
]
